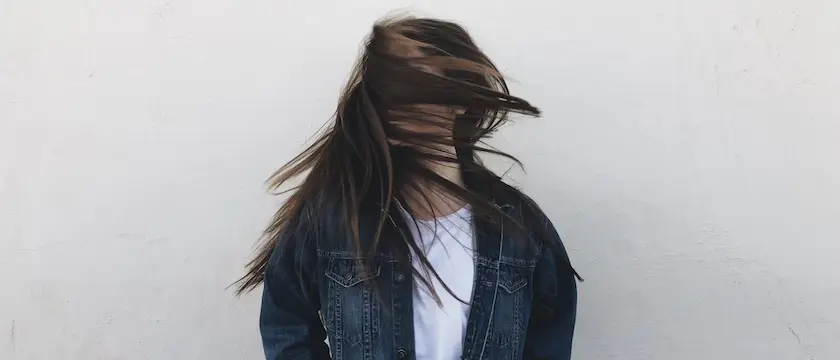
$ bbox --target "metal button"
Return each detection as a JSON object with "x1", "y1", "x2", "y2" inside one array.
[
  {"x1": 395, "y1": 272, "x2": 405, "y2": 282},
  {"x1": 396, "y1": 349, "x2": 407, "y2": 358}
]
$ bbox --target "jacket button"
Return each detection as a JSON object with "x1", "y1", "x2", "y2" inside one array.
[
  {"x1": 396, "y1": 349, "x2": 407, "y2": 358},
  {"x1": 395, "y1": 272, "x2": 405, "y2": 282}
]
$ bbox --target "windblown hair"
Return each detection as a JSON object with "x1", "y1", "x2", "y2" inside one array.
[{"x1": 235, "y1": 16, "x2": 543, "y2": 296}]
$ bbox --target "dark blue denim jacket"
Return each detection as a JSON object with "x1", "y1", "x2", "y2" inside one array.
[{"x1": 259, "y1": 186, "x2": 578, "y2": 360}]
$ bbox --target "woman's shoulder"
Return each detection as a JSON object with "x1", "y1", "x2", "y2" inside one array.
[{"x1": 493, "y1": 182, "x2": 550, "y2": 224}]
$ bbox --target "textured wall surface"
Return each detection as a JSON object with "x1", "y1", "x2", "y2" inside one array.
[{"x1": 1, "y1": 0, "x2": 838, "y2": 359}]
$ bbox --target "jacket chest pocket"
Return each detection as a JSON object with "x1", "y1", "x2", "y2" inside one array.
[
  {"x1": 323, "y1": 257, "x2": 382, "y2": 354},
  {"x1": 488, "y1": 262, "x2": 534, "y2": 356}
]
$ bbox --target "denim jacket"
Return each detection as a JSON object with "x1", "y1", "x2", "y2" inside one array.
[{"x1": 259, "y1": 185, "x2": 578, "y2": 360}]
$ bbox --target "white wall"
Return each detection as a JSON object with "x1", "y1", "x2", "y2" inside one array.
[{"x1": 2, "y1": 1, "x2": 838, "y2": 359}]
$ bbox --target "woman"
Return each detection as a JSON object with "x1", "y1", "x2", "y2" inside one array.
[{"x1": 236, "y1": 16, "x2": 580, "y2": 360}]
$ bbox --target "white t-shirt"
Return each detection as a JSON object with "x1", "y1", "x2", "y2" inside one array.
[{"x1": 401, "y1": 205, "x2": 475, "y2": 360}]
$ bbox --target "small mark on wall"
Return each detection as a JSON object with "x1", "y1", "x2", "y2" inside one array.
[{"x1": 9, "y1": 320, "x2": 15, "y2": 350}]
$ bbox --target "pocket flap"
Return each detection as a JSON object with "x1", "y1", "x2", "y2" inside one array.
[
  {"x1": 498, "y1": 263, "x2": 529, "y2": 293},
  {"x1": 326, "y1": 258, "x2": 381, "y2": 288}
]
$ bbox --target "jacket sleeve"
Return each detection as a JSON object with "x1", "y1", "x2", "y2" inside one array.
[
  {"x1": 523, "y1": 213, "x2": 578, "y2": 360},
  {"x1": 259, "y1": 228, "x2": 331, "y2": 360}
]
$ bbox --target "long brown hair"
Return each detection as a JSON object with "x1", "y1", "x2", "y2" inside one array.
[{"x1": 235, "y1": 16, "x2": 543, "y2": 296}]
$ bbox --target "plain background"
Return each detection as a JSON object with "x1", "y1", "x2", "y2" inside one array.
[{"x1": 2, "y1": 0, "x2": 839, "y2": 359}]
